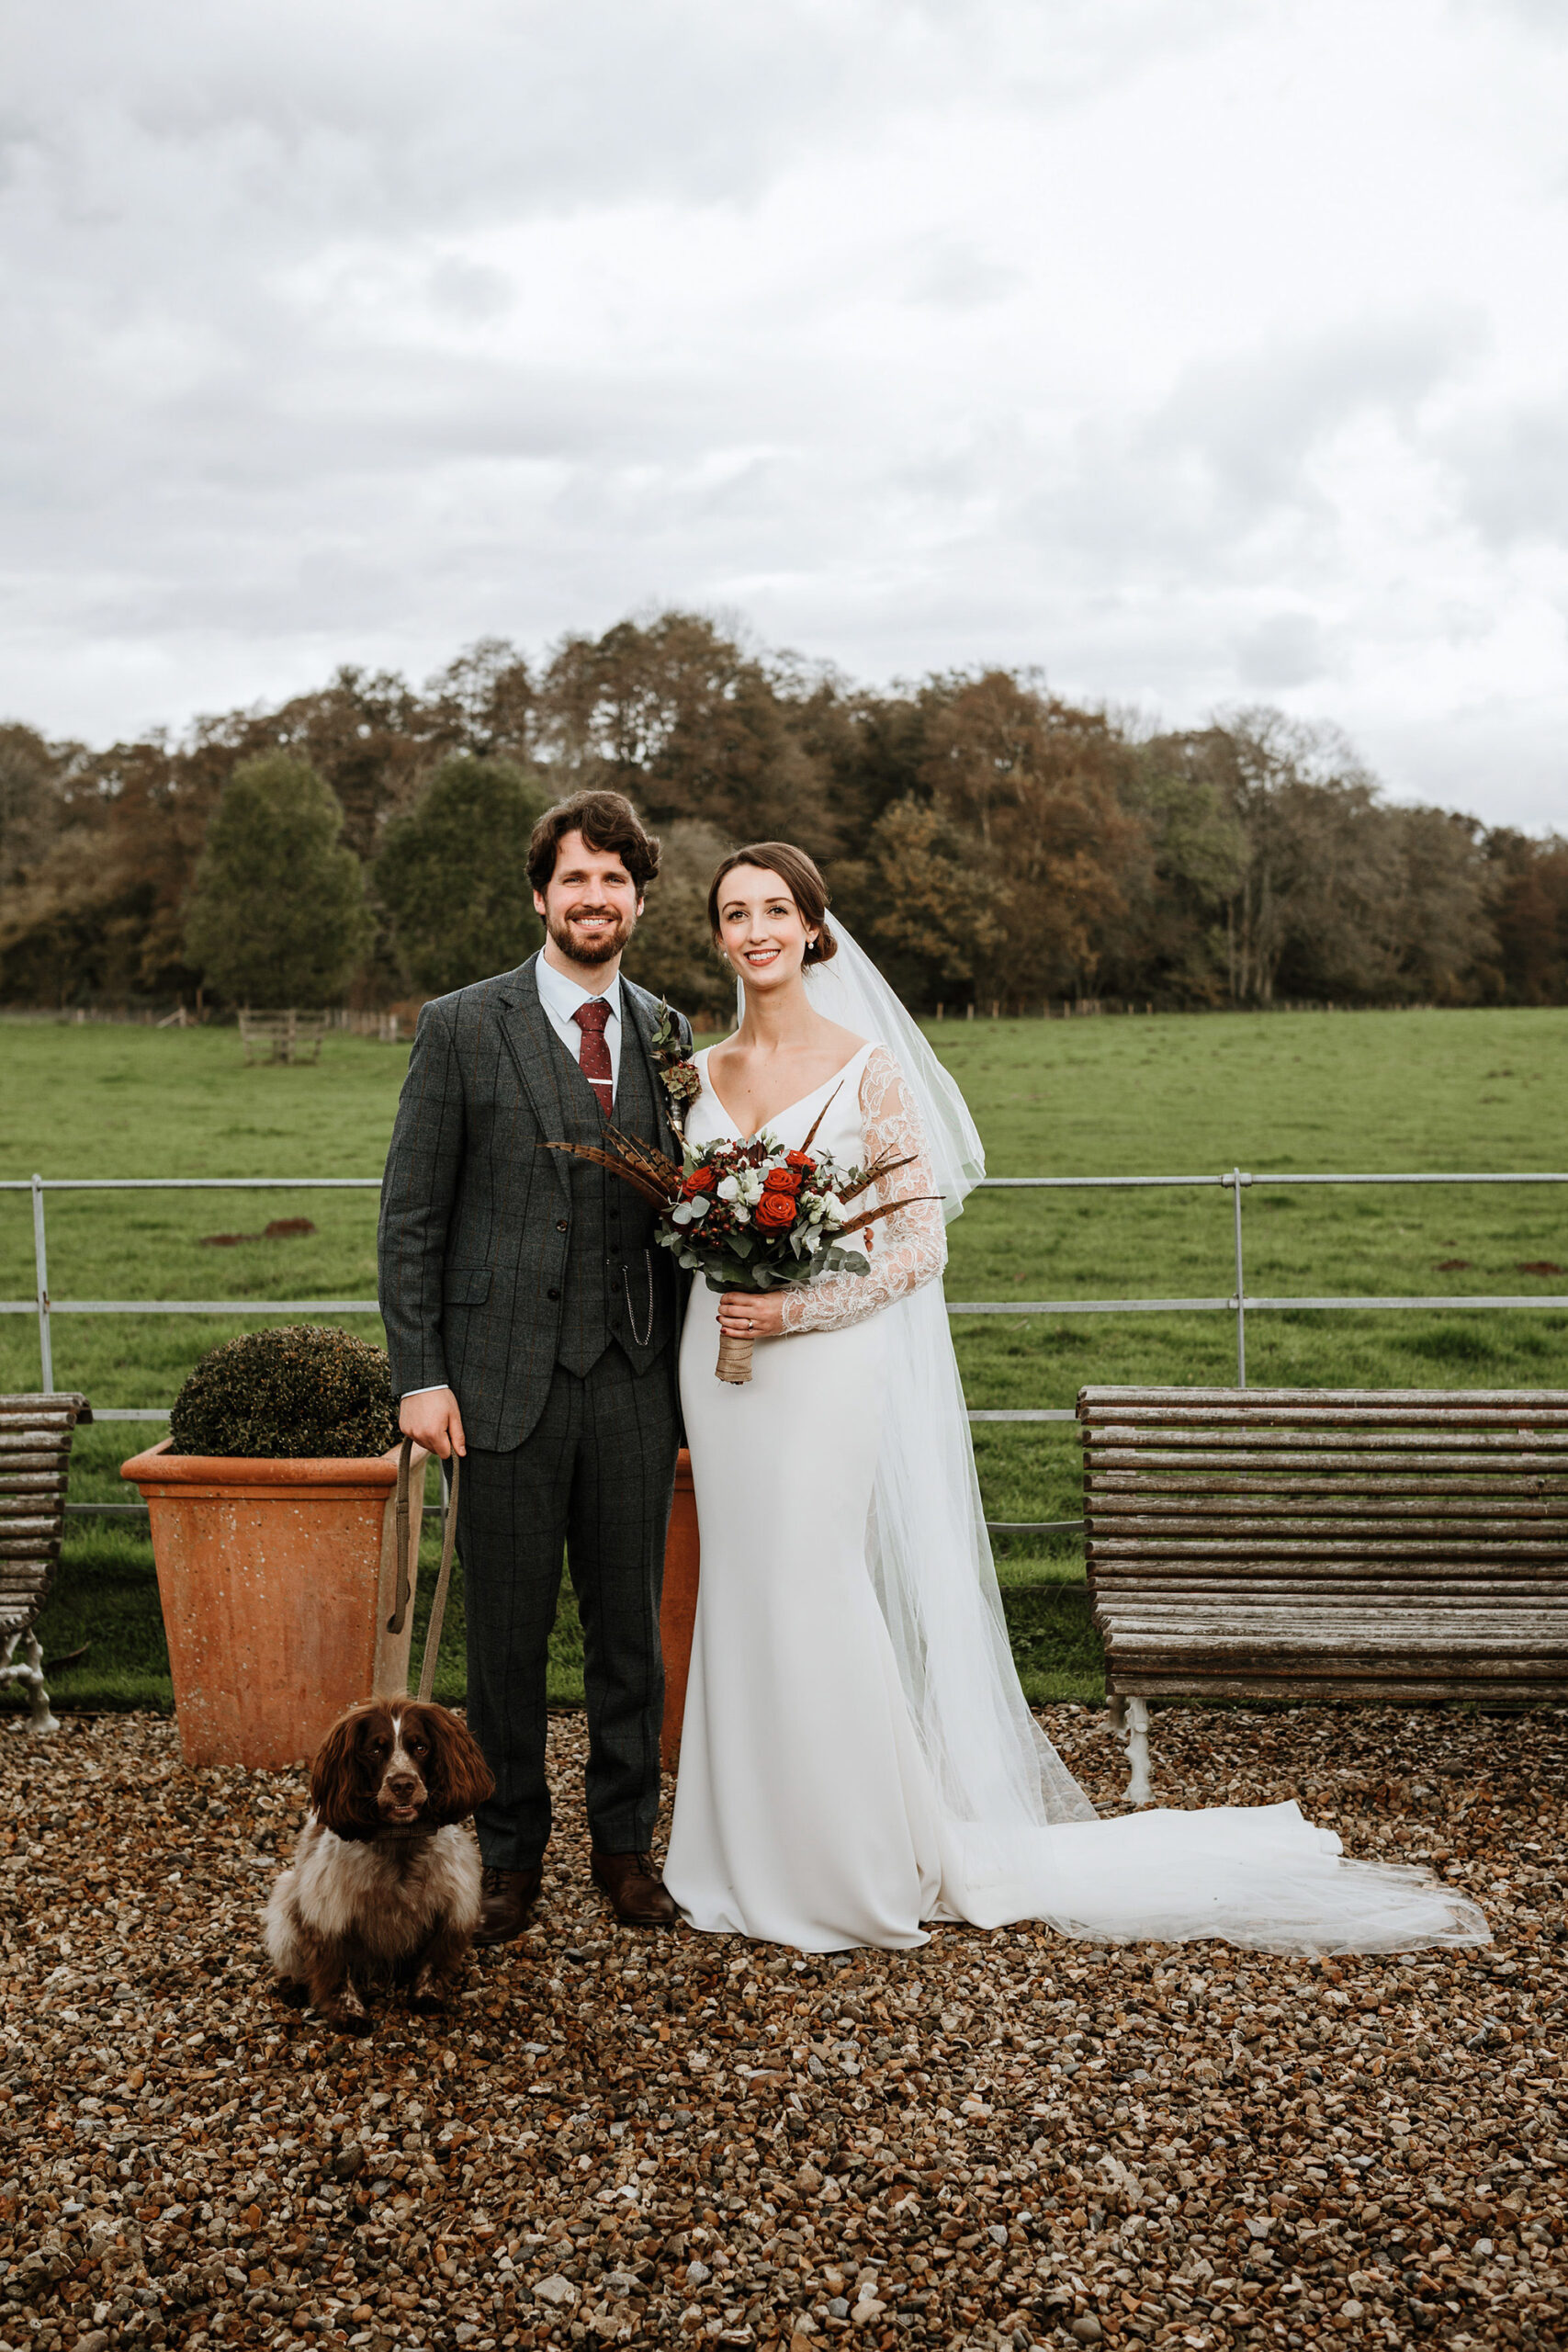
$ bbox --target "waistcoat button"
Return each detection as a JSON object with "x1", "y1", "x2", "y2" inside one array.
[
  {"x1": 547, "y1": 1287, "x2": 560, "y2": 1301},
  {"x1": 555, "y1": 1218, "x2": 569, "y2": 1233}
]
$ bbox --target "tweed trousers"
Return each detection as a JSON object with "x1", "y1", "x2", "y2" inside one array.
[{"x1": 457, "y1": 1340, "x2": 679, "y2": 1871}]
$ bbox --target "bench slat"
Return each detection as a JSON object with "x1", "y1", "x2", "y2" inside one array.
[
  {"x1": 1089, "y1": 1470, "x2": 1568, "y2": 1495},
  {"x1": 1106, "y1": 1673, "x2": 1568, "y2": 1702},
  {"x1": 1079, "y1": 1385, "x2": 1568, "y2": 1407},
  {"x1": 1086, "y1": 1444, "x2": 1568, "y2": 1470},
  {"x1": 1087, "y1": 1495, "x2": 1568, "y2": 1521},
  {"x1": 1094, "y1": 1581, "x2": 1567, "y2": 1601},
  {"x1": 1080, "y1": 1406, "x2": 1568, "y2": 1430},
  {"x1": 1100, "y1": 1603, "x2": 1568, "y2": 1630},
  {"x1": 0, "y1": 1487, "x2": 74, "y2": 1514},
  {"x1": 1100, "y1": 1657, "x2": 1568, "y2": 1680},
  {"x1": 1093, "y1": 1533, "x2": 1568, "y2": 1554}
]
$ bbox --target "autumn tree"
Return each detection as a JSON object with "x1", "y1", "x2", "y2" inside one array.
[
  {"x1": 375, "y1": 755, "x2": 551, "y2": 995},
  {"x1": 184, "y1": 752, "x2": 371, "y2": 1007},
  {"x1": 536, "y1": 612, "x2": 840, "y2": 848},
  {"x1": 831, "y1": 798, "x2": 1005, "y2": 1009},
  {"x1": 1486, "y1": 831, "x2": 1568, "y2": 1003},
  {"x1": 916, "y1": 673, "x2": 1144, "y2": 1002}
]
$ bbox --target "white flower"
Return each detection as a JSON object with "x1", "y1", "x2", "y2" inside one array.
[
  {"x1": 716, "y1": 1175, "x2": 741, "y2": 1203},
  {"x1": 738, "y1": 1170, "x2": 763, "y2": 1205}
]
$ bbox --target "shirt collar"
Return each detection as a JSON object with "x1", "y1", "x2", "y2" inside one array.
[{"x1": 536, "y1": 950, "x2": 622, "y2": 1028}]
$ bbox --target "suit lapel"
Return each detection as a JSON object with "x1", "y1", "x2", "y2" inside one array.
[
  {"x1": 494, "y1": 956, "x2": 575, "y2": 1204},
  {"x1": 620, "y1": 979, "x2": 679, "y2": 1160}
]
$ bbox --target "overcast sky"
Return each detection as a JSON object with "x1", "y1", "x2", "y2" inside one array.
[{"x1": 3, "y1": 0, "x2": 1566, "y2": 827}]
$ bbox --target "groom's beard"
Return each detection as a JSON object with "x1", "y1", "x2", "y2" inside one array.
[{"x1": 547, "y1": 904, "x2": 637, "y2": 967}]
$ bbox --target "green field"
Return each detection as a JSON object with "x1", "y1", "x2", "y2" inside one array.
[{"x1": 5, "y1": 1007, "x2": 1566, "y2": 1713}]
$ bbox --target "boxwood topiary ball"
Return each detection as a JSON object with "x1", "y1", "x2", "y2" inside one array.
[{"x1": 169, "y1": 1324, "x2": 400, "y2": 1459}]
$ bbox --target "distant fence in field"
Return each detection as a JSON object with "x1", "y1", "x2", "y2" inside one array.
[
  {"x1": 5, "y1": 1165, "x2": 1566, "y2": 1538},
  {"x1": 1, "y1": 995, "x2": 1522, "y2": 1031}
]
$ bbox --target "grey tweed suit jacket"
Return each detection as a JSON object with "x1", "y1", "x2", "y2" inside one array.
[{"x1": 378, "y1": 955, "x2": 692, "y2": 1452}]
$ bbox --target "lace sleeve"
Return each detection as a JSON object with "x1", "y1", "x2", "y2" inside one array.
[{"x1": 779, "y1": 1046, "x2": 948, "y2": 1335}]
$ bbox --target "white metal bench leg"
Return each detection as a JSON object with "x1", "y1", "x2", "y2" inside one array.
[
  {"x1": 2, "y1": 1630, "x2": 58, "y2": 1736},
  {"x1": 25, "y1": 1633, "x2": 58, "y2": 1735},
  {"x1": 1124, "y1": 1698, "x2": 1151, "y2": 1804},
  {"x1": 1105, "y1": 1690, "x2": 1152, "y2": 1802}
]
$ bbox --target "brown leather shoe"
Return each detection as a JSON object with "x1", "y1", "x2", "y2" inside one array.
[
  {"x1": 474, "y1": 1864, "x2": 543, "y2": 1946},
  {"x1": 592, "y1": 1849, "x2": 678, "y2": 1927}
]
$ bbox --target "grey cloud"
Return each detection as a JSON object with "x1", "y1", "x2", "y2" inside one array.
[
  {"x1": 1145, "y1": 311, "x2": 1487, "y2": 517},
  {"x1": 902, "y1": 236, "x2": 1025, "y2": 311},
  {"x1": 1232, "y1": 609, "x2": 1335, "y2": 688},
  {"x1": 1009, "y1": 311, "x2": 1483, "y2": 586},
  {"x1": 1446, "y1": 402, "x2": 1568, "y2": 548}
]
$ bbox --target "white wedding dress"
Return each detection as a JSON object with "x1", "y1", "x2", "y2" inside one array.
[{"x1": 663, "y1": 1031, "x2": 1491, "y2": 1958}]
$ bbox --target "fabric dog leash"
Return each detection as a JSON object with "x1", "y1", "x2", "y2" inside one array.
[{"x1": 392, "y1": 1434, "x2": 462, "y2": 1703}]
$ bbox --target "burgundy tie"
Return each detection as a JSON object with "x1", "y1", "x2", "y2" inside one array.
[{"x1": 572, "y1": 998, "x2": 614, "y2": 1118}]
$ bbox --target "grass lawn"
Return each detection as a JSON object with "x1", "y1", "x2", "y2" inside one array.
[{"x1": 4, "y1": 1005, "x2": 1565, "y2": 1713}]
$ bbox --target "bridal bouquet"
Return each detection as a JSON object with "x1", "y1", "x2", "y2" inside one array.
[{"x1": 545, "y1": 1088, "x2": 933, "y2": 1383}]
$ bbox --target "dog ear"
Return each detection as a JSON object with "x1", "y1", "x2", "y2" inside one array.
[
  {"x1": 309, "y1": 1707, "x2": 379, "y2": 1839},
  {"x1": 418, "y1": 1705, "x2": 495, "y2": 1826}
]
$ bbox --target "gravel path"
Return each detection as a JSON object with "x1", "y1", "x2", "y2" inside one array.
[{"x1": 3, "y1": 1705, "x2": 1565, "y2": 2352}]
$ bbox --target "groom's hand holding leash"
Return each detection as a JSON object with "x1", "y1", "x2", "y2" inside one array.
[{"x1": 399, "y1": 1386, "x2": 468, "y2": 1459}]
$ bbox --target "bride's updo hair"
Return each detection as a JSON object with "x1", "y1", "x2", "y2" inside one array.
[{"x1": 706, "y1": 843, "x2": 838, "y2": 967}]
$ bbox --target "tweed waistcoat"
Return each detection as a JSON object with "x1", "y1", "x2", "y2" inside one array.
[{"x1": 549, "y1": 1012, "x2": 676, "y2": 1378}]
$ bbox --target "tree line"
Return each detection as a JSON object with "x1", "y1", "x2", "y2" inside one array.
[{"x1": 2, "y1": 611, "x2": 1565, "y2": 1018}]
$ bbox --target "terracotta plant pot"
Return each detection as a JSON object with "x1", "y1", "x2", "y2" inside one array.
[
  {"x1": 120, "y1": 1437, "x2": 428, "y2": 1770},
  {"x1": 660, "y1": 1450, "x2": 700, "y2": 1771}
]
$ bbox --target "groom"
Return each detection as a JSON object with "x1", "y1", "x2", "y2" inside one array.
[{"x1": 378, "y1": 789, "x2": 692, "y2": 1942}]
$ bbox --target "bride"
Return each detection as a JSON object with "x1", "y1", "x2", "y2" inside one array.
[{"x1": 662, "y1": 842, "x2": 1489, "y2": 1958}]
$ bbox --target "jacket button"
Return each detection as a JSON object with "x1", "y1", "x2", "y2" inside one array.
[
  {"x1": 556, "y1": 1219, "x2": 570, "y2": 1233},
  {"x1": 547, "y1": 1287, "x2": 560, "y2": 1301}
]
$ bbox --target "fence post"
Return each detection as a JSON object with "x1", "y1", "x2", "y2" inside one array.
[
  {"x1": 1225, "y1": 1166, "x2": 1250, "y2": 1387},
  {"x1": 31, "y1": 1173, "x2": 53, "y2": 1393}
]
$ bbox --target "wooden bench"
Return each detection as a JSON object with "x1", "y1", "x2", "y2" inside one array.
[
  {"x1": 1079, "y1": 1385, "x2": 1568, "y2": 1803},
  {"x1": 1, "y1": 1393, "x2": 92, "y2": 1733}
]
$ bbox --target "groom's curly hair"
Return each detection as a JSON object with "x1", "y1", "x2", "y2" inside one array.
[{"x1": 526, "y1": 790, "x2": 662, "y2": 894}]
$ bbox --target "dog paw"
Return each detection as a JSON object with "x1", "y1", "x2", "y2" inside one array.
[
  {"x1": 273, "y1": 1978, "x2": 310, "y2": 2008},
  {"x1": 321, "y1": 2005, "x2": 375, "y2": 2039},
  {"x1": 409, "y1": 1975, "x2": 456, "y2": 2016}
]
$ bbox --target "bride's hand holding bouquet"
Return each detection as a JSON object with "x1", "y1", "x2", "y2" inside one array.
[{"x1": 546, "y1": 1087, "x2": 936, "y2": 1383}]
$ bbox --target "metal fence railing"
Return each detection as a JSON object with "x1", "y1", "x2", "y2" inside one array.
[{"x1": 5, "y1": 1168, "x2": 1566, "y2": 1535}]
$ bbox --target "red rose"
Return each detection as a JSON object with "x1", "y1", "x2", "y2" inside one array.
[
  {"x1": 762, "y1": 1166, "x2": 804, "y2": 1195},
  {"x1": 754, "y1": 1191, "x2": 798, "y2": 1231},
  {"x1": 681, "y1": 1166, "x2": 717, "y2": 1198},
  {"x1": 784, "y1": 1150, "x2": 817, "y2": 1171}
]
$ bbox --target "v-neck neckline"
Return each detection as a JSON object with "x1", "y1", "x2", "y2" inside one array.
[{"x1": 699, "y1": 1042, "x2": 872, "y2": 1141}]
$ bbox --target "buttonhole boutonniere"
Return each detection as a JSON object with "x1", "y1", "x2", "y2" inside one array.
[{"x1": 649, "y1": 1000, "x2": 701, "y2": 1136}]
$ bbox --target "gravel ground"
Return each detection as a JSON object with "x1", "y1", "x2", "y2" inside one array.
[{"x1": 3, "y1": 1704, "x2": 1565, "y2": 2352}]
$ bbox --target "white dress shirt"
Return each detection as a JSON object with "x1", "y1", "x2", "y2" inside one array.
[
  {"x1": 533, "y1": 950, "x2": 624, "y2": 1091},
  {"x1": 401, "y1": 956, "x2": 625, "y2": 1400}
]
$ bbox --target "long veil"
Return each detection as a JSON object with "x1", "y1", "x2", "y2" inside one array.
[{"x1": 740, "y1": 922, "x2": 1492, "y2": 1951}]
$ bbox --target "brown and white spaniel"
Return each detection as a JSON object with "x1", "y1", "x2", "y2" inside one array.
[{"x1": 264, "y1": 1701, "x2": 494, "y2": 2037}]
